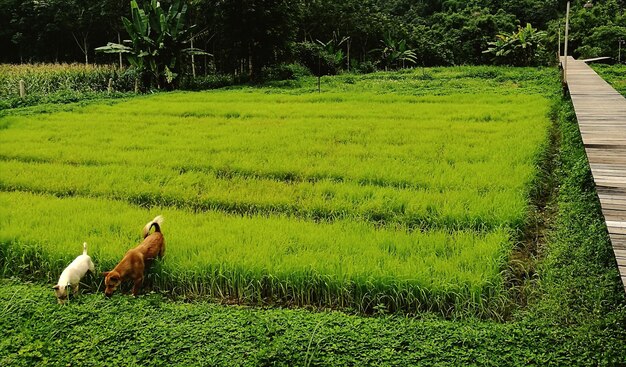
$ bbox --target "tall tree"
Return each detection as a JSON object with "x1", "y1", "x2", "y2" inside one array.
[{"x1": 217, "y1": 0, "x2": 300, "y2": 78}]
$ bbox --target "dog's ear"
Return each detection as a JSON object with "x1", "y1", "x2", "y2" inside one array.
[
  {"x1": 52, "y1": 285, "x2": 60, "y2": 290},
  {"x1": 101, "y1": 271, "x2": 110, "y2": 277}
]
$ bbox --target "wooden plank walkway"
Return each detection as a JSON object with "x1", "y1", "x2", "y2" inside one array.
[{"x1": 563, "y1": 56, "x2": 626, "y2": 292}]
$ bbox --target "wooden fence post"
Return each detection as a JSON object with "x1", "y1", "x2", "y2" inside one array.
[
  {"x1": 134, "y1": 78, "x2": 139, "y2": 94},
  {"x1": 19, "y1": 79, "x2": 26, "y2": 99},
  {"x1": 191, "y1": 36, "x2": 196, "y2": 78},
  {"x1": 107, "y1": 78, "x2": 113, "y2": 94}
]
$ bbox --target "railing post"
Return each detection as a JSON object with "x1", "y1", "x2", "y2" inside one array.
[
  {"x1": 563, "y1": 1, "x2": 570, "y2": 84},
  {"x1": 19, "y1": 79, "x2": 26, "y2": 99}
]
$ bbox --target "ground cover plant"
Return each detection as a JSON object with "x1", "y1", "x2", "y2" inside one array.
[
  {"x1": 0, "y1": 67, "x2": 557, "y2": 317},
  {"x1": 1, "y1": 92, "x2": 624, "y2": 366},
  {"x1": 0, "y1": 278, "x2": 622, "y2": 367},
  {"x1": 591, "y1": 63, "x2": 626, "y2": 96}
]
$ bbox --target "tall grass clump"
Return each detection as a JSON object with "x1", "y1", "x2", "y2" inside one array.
[
  {"x1": 0, "y1": 63, "x2": 136, "y2": 109},
  {"x1": 0, "y1": 63, "x2": 136, "y2": 96}
]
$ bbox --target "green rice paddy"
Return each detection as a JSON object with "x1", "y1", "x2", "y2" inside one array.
[{"x1": 0, "y1": 67, "x2": 557, "y2": 316}]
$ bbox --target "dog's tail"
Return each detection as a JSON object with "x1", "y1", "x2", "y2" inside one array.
[
  {"x1": 83, "y1": 242, "x2": 88, "y2": 255},
  {"x1": 142, "y1": 215, "x2": 164, "y2": 238}
]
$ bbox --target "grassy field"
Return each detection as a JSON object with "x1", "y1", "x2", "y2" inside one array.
[
  {"x1": 1, "y1": 67, "x2": 556, "y2": 317},
  {"x1": 1, "y1": 92, "x2": 624, "y2": 366}
]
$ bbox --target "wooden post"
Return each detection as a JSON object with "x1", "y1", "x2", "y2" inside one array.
[
  {"x1": 19, "y1": 79, "x2": 26, "y2": 99},
  {"x1": 346, "y1": 38, "x2": 351, "y2": 72},
  {"x1": 558, "y1": 24, "x2": 561, "y2": 59},
  {"x1": 191, "y1": 37, "x2": 196, "y2": 78},
  {"x1": 134, "y1": 78, "x2": 139, "y2": 94},
  {"x1": 107, "y1": 78, "x2": 113, "y2": 94},
  {"x1": 317, "y1": 53, "x2": 321, "y2": 93},
  {"x1": 118, "y1": 32, "x2": 123, "y2": 69},
  {"x1": 563, "y1": 1, "x2": 570, "y2": 84},
  {"x1": 248, "y1": 45, "x2": 253, "y2": 77},
  {"x1": 84, "y1": 36, "x2": 89, "y2": 66}
]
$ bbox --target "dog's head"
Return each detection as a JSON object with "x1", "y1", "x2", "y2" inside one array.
[
  {"x1": 53, "y1": 284, "x2": 68, "y2": 304},
  {"x1": 102, "y1": 271, "x2": 121, "y2": 297}
]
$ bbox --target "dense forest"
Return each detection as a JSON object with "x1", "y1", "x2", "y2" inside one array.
[{"x1": 1, "y1": 0, "x2": 624, "y2": 78}]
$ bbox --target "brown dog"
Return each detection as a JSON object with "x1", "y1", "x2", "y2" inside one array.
[{"x1": 102, "y1": 215, "x2": 165, "y2": 297}]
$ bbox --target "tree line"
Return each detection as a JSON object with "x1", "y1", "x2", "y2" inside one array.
[{"x1": 1, "y1": 0, "x2": 624, "y2": 78}]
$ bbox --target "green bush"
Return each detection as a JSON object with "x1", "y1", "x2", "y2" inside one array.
[
  {"x1": 575, "y1": 45, "x2": 603, "y2": 59},
  {"x1": 292, "y1": 41, "x2": 342, "y2": 76},
  {"x1": 352, "y1": 60, "x2": 377, "y2": 74},
  {"x1": 261, "y1": 63, "x2": 311, "y2": 81}
]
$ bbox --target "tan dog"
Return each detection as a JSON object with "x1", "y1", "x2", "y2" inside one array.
[{"x1": 102, "y1": 215, "x2": 165, "y2": 297}]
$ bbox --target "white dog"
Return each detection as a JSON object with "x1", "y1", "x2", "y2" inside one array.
[{"x1": 53, "y1": 242, "x2": 95, "y2": 304}]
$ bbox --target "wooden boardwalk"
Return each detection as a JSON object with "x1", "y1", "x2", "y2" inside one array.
[{"x1": 564, "y1": 56, "x2": 626, "y2": 292}]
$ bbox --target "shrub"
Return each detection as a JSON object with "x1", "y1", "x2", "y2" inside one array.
[
  {"x1": 292, "y1": 42, "x2": 342, "y2": 76},
  {"x1": 352, "y1": 60, "x2": 377, "y2": 74},
  {"x1": 261, "y1": 63, "x2": 311, "y2": 81},
  {"x1": 575, "y1": 45, "x2": 602, "y2": 60}
]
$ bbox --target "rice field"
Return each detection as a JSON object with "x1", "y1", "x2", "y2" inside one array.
[{"x1": 0, "y1": 67, "x2": 557, "y2": 316}]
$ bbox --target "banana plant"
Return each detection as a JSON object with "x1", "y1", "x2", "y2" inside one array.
[
  {"x1": 316, "y1": 33, "x2": 350, "y2": 67},
  {"x1": 373, "y1": 34, "x2": 417, "y2": 70},
  {"x1": 483, "y1": 23, "x2": 546, "y2": 66},
  {"x1": 96, "y1": 0, "x2": 209, "y2": 89}
]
